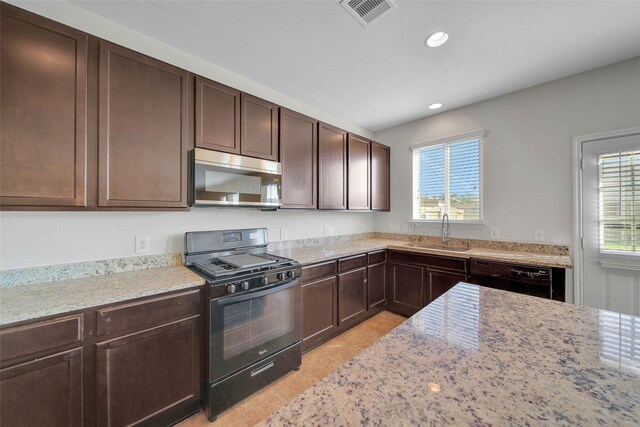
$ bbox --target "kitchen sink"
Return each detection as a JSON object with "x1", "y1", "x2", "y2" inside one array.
[{"x1": 411, "y1": 243, "x2": 471, "y2": 252}]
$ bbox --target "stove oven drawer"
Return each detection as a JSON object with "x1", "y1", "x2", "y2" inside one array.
[{"x1": 208, "y1": 342, "x2": 301, "y2": 420}]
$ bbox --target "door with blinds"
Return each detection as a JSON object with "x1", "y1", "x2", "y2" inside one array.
[{"x1": 582, "y1": 133, "x2": 640, "y2": 315}]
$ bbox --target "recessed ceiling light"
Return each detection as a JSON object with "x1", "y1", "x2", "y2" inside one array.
[
  {"x1": 428, "y1": 103, "x2": 443, "y2": 110},
  {"x1": 425, "y1": 31, "x2": 449, "y2": 48}
]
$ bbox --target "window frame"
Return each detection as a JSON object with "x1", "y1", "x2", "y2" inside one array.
[{"x1": 410, "y1": 130, "x2": 486, "y2": 224}]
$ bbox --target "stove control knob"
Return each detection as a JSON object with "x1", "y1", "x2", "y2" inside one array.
[
  {"x1": 227, "y1": 284, "x2": 237, "y2": 294},
  {"x1": 260, "y1": 277, "x2": 269, "y2": 286},
  {"x1": 241, "y1": 281, "x2": 250, "y2": 291},
  {"x1": 277, "y1": 272, "x2": 285, "y2": 281},
  {"x1": 286, "y1": 270, "x2": 295, "y2": 279}
]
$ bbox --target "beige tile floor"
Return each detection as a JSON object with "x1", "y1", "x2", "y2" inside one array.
[{"x1": 177, "y1": 311, "x2": 407, "y2": 426}]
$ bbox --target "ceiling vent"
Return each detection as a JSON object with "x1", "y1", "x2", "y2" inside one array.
[{"x1": 341, "y1": 0, "x2": 397, "y2": 27}]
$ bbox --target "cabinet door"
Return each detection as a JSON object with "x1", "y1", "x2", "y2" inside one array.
[
  {"x1": 338, "y1": 268, "x2": 367, "y2": 325},
  {"x1": 195, "y1": 76, "x2": 240, "y2": 154},
  {"x1": 0, "y1": 5, "x2": 88, "y2": 207},
  {"x1": 95, "y1": 316, "x2": 200, "y2": 427},
  {"x1": 426, "y1": 270, "x2": 467, "y2": 306},
  {"x1": 0, "y1": 348, "x2": 83, "y2": 427},
  {"x1": 301, "y1": 276, "x2": 337, "y2": 352},
  {"x1": 387, "y1": 263, "x2": 424, "y2": 317},
  {"x1": 367, "y1": 263, "x2": 386, "y2": 311},
  {"x1": 98, "y1": 41, "x2": 189, "y2": 207},
  {"x1": 371, "y1": 142, "x2": 390, "y2": 211},
  {"x1": 318, "y1": 122, "x2": 348, "y2": 209},
  {"x1": 347, "y1": 134, "x2": 371, "y2": 210},
  {"x1": 280, "y1": 108, "x2": 317, "y2": 209},
  {"x1": 240, "y1": 93, "x2": 279, "y2": 160}
]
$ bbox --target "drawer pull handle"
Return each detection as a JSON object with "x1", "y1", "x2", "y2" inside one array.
[{"x1": 251, "y1": 361, "x2": 275, "y2": 377}]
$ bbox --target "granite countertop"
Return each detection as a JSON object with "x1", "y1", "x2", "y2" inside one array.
[
  {"x1": 261, "y1": 283, "x2": 640, "y2": 425},
  {"x1": 271, "y1": 239, "x2": 397, "y2": 265},
  {"x1": 271, "y1": 239, "x2": 573, "y2": 269},
  {"x1": 0, "y1": 266, "x2": 205, "y2": 326}
]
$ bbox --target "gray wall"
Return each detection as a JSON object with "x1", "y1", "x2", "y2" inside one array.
[{"x1": 374, "y1": 57, "x2": 640, "y2": 247}]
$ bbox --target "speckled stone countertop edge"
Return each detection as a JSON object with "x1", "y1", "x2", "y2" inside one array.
[
  {"x1": 0, "y1": 266, "x2": 205, "y2": 327},
  {"x1": 271, "y1": 239, "x2": 572, "y2": 269}
]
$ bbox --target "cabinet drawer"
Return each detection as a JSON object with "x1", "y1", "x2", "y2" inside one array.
[
  {"x1": 367, "y1": 250, "x2": 386, "y2": 265},
  {"x1": 301, "y1": 261, "x2": 337, "y2": 283},
  {"x1": 96, "y1": 289, "x2": 200, "y2": 337},
  {"x1": 0, "y1": 314, "x2": 83, "y2": 363},
  {"x1": 338, "y1": 254, "x2": 367, "y2": 272}
]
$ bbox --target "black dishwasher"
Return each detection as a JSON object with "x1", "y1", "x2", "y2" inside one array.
[{"x1": 468, "y1": 259, "x2": 564, "y2": 301}]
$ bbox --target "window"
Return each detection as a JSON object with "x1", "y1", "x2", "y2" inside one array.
[
  {"x1": 412, "y1": 132, "x2": 483, "y2": 221},
  {"x1": 599, "y1": 150, "x2": 640, "y2": 254}
]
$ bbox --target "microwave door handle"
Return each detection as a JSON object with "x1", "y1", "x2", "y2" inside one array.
[{"x1": 215, "y1": 279, "x2": 299, "y2": 306}]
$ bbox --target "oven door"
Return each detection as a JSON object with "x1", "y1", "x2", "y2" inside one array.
[{"x1": 209, "y1": 279, "x2": 301, "y2": 382}]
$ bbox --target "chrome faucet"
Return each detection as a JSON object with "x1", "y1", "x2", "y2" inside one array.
[{"x1": 441, "y1": 213, "x2": 450, "y2": 244}]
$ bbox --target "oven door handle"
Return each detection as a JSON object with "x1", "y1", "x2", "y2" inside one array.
[{"x1": 215, "y1": 279, "x2": 299, "y2": 306}]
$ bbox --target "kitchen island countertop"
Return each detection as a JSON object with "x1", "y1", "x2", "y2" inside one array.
[{"x1": 260, "y1": 283, "x2": 639, "y2": 426}]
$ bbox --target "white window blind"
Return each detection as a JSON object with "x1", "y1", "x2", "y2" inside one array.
[
  {"x1": 412, "y1": 136, "x2": 482, "y2": 221},
  {"x1": 599, "y1": 150, "x2": 640, "y2": 254},
  {"x1": 599, "y1": 311, "x2": 640, "y2": 372}
]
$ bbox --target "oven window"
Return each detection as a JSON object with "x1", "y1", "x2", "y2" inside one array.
[{"x1": 222, "y1": 290, "x2": 294, "y2": 360}]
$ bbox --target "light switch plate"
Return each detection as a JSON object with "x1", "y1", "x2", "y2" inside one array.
[
  {"x1": 534, "y1": 230, "x2": 545, "y2": 241},
  {"x1": 490, "y1": 228, "x2": 500, "y2": 239}
]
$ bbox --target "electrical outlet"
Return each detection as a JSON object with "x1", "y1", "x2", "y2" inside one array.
[
  {"x1": 534, "y1": 230, "x2": 545, "y2": 242},
  {"x1": 401, "y1": 224, "x2": 409, "y2": 233},
  {"x1": 324, "y1": 226, "x2": 335, "y2": 236},
  {"x1": 490, "y1": 228, "x2": 500, "y2": 239},
  {"x1": 135, "y1": 236, "x2": 150, "y2": 254},
  {"x1": 280, "y1": 228, "x2": 288, "y2": 241}
]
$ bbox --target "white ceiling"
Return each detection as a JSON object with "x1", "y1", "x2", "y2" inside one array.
[{"x1": 68, "y1": 0, "x2": 640, "y2": 132}]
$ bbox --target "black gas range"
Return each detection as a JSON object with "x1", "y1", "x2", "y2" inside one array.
[{"x1": 184, "y1": 228, "x2": 302, "y2": 422}]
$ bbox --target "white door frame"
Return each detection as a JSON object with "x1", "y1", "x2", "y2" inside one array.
[{"x1": 572, "y1": 126, "x2": 640, "y2": 306}]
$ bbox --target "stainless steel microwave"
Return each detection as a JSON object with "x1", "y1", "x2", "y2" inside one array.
[{"x1": 191, "y1": 148, "x2": 282, "y2": 208}]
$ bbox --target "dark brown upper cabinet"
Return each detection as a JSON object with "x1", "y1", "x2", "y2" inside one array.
[
  {"x1": 0, "y1": 4, "x2": 88, "y2": 207},
  {"x1": 371, "y1": 141, "x2": 391, "y2": 211},
  {"x1": 279, "y1": 108, "x2": 318, "y2": 209},
  {"x1": 98, "y1": 41, "x2": 190, "y2": 208},
  {"x1": 195, "y1": 76, "x2": 240, "y2": 154},
  {"x1": 318, "y1": 123, "x2": 348, "y2": 210},
  {"x1": 240, "y1": 93, "x2": 279, "y2": 161},
  {"x1": 347, "y1": 134, "x2": 371, "y2": 210}
]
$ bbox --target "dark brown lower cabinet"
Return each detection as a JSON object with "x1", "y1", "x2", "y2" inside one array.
[
  {"x1": 301, "y1": 251, "x2": 388, "y2": 352},
  {"x1": 367, "y1": 262, "x2": 386, "y2": 311},
  {"x1": 386, "y1": 250, "x2": 469, "y2": 317},
  {"x1": 96, "y1": 316, "x2": 200, "y2": 427},
  {"x1": 301, "y1": 276, "x2": 338, "y2": 351},
  {"x1": 0, "y1": 288, "x2": 202, "y2": 427},
  {"x1": 0, "y1": 348, "x2": 83, "y2": 427},
  {"x1": 338, "y1": 268, "x2": 367, "y2": 325},
  {"x1": 427, "y1": 270, "x2": 467, "y2": 305},
  {"x1": 387, "y1": 263, "x2": 425, "y2": 317}
]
